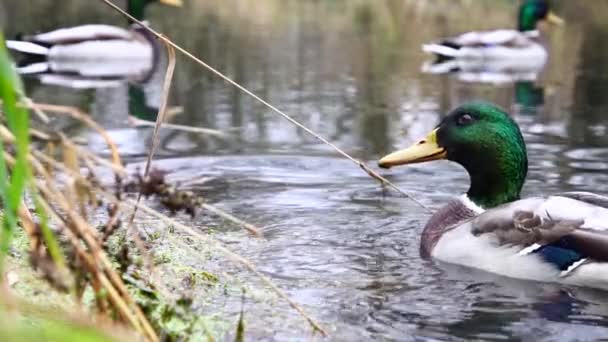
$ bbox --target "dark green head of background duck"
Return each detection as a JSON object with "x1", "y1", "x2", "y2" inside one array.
[
  {"x1": 518, "y1": 0, "x2": 564, "y2": 31},
  {"x1": 515, "y1": 81, "x2": 545, "y2": 115},
  {"x1": 379, "y1": 102, "x2": 528, "y2": 209},
  {"x1": 127, "y1": 0, "x2": 182, "y2": 21}
]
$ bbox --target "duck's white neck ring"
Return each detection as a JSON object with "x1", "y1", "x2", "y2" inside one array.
[{"x1": 459, "y1": 194, "x2": 485, "y2": 214}]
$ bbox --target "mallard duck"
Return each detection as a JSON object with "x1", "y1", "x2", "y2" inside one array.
[
  {"x1": 422, "y1": 0, "x2": 564, "y2": 82},
  {"x1": 378, "y1": 102, "x2": 608, "y2": 290},
  {"x1": 5, "y1": 0, "x2": 181, "y2": 88}
]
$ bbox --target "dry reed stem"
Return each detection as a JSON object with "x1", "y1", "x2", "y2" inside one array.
[
  {"x1": 39, "y1": 197, "x2": 142, "y2": 331},
  {"x1": 142, "y1": 41, "x2": 176, "y2": 178},
  {"x1": 1, "y1": 97, "x2": 49, "y2": 122},
  {"x1": 67, "y1": 141, "x2": 127, "y2": 177},
  {"x1": 24, "y1": 103, "x2": 123, "y2": 169},
  {"x1": 100, "y1": 0, "x2": 430, "y2": 213},
  {"x1": 29, "y1": 128, "x2": 52, "y2": 141},
  {"x1": 16, "y1": 203, "x2": 40, "y2": 251},
  {"x1": 40, "y1": 200, "x2": 146, "y2": 337},
  {"x1": 21, "y1": 97, "x2": 49, "y2": 123},
  {"x1": 124, "y1": 41, "x2": 177, "y2": 277}
]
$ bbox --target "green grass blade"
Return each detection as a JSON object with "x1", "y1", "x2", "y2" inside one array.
[
  {"x1": 0, "y1": 31, "x2": 32, "y2": 272},
  {"x1": 0, "y1": 32, "x2": 29, "y2": 207}
]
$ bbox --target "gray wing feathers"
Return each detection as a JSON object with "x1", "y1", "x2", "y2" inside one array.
[
  {"x1": 556, "y1": 191, "x2": 608, "y2": 209},
  {"x1": 471, "y1": 195, "x2": 608, "y2": 247},
  {"x1": 31, "y1": 25, "x2": 133, "y2": 44},
  {"x1": 472, "y1": 209, "x2": 582, "y2": 247}
]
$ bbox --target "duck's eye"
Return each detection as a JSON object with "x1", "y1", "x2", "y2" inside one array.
[{"x1": 456, "y1": 113, "x2": 474, "y2": 126}]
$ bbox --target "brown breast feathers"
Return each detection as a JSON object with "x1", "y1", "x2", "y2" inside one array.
[{"x1": 420, "y1": 198, "x2": 478, "y2": 259}]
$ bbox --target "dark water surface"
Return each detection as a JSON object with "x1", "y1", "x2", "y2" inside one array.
[{"x1": 4, "y1": 0, "x2": 608, "y2": 340}]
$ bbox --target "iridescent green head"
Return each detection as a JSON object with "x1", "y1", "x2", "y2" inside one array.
[
  {"x1": 127, "y1": 0, "x2": 182, "y2": 21},
  {"x1": 379, "y1": 102, "x2": 528, "y2": 209},
  {"x1": 518, "y1": 0, "x2": 563, "y2": 31}
]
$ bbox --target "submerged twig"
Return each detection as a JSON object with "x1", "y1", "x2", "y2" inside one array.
[
  {"x1": 201, "y1": 204, "x2": 261, "y2": 236},
  {"x1": 128, "y1": 115, "x2": 227, "y2": 137}
]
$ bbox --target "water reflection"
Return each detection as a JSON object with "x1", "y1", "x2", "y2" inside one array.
[
  {"x1": 4, "y1": 0, "x2": 608, "y2": 340},
  {"x1": 514, "y1": 81, "x2": 545, "y2": 115}
]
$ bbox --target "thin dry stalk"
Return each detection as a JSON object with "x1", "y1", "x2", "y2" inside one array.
[
  {"x1": 201, "y1": 204, "x2": 261, "y2": 236},
  {"x1": 100, "y1": 0, "x2": 430, "y2": 213}
]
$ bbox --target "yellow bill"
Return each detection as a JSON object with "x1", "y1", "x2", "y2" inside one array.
[
  {"x1": 378, "y1": 128, "x2": 447, "y2": 168},
  {"x1": 546, "y1": 11, "x2": 564, "y2": 25},
  {"x1": 160, "y1": 0, "x2": 183, "y2": 7}
]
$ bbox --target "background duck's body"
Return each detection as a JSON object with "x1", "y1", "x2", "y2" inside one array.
[
  {"x1": 423, "y1": 29, "x2": 546, "y2": 61},
  {"x1": 8, "y1": 24, "x2": 155, "y2": 88},
  {"x1": 5, "y1": 0, "x2": 180, "y2": 88},
  {"x1": 422, "y1": 31, "x2": 546, "y2": 84},
  {"x1": 379, "y1": 102, "x2": 608, "y2": 291},
  {"x1": 422, "y1": 0, "x2": 563, "y2": 83}
]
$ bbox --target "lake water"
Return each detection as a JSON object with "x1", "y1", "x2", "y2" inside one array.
[{"x1": 4, "y1": 0, "x2": 608, "y2": 340}]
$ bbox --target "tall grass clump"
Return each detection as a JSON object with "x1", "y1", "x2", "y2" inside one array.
[{"x1": 0, "y1": 32, "x2": 140, "y2": 341}]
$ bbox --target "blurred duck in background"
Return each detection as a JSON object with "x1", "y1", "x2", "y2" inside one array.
[
  {"x1": 5, "y1": 0, "x2": 181, "y2": 89},
  {"x1": 421, "y1": 0, "x2": 564, "y2": 84},
  {"x1": 5, "y1": 0, "x2": 182, "y2": 126}
]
